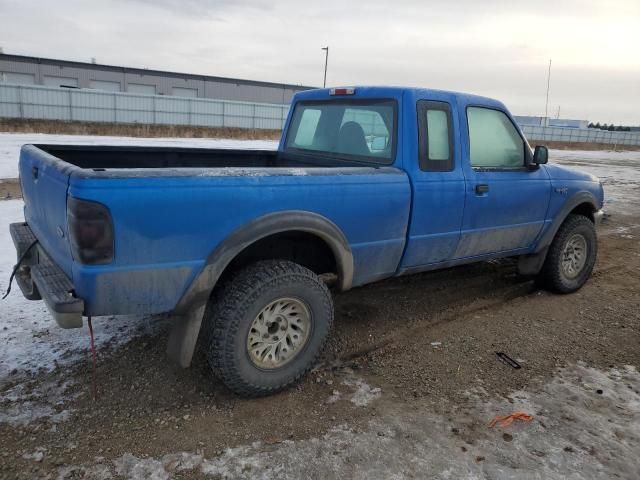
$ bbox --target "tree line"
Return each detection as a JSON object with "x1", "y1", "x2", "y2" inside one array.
[{"x1": 588, "y1": 122, "x2": 632, "y2": 131}]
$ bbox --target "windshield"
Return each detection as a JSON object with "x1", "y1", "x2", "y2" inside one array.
[{"x1": 284, "y1": 99, "x2": 397, "y2": 164}]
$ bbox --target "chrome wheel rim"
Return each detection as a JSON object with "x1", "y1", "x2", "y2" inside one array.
[
  {"x1": 247, "y1": 297, "x2": 311, "y2": 369},
  {"x1": 561, "y1": 233, "x2": 588, "y2": 279}
]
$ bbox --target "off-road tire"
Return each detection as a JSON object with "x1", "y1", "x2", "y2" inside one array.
[
  {"x1": 538, "y1": 214, "x2": 597, "y2": 294},
  {"x1": 203, "y1": 260, "x2": 333, "y2": 397}
]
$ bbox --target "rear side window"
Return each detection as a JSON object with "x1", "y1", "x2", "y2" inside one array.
[
  {"x1": 417, "y1": 100, "x2": 453, "y2": 171},
  {"x1": 467, "y1": 107, "x2": 524, "y2": 168}
]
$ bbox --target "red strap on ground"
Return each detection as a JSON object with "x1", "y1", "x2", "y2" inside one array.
[
  {"x1": 488, "y1": 411, "x2": 533, "y2": 428},
  {"x1": 88, "y1": 316, "x2": 98, "y2": 401}
]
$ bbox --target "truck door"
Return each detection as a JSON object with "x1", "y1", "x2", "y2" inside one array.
[
  {"x1": 455, "y1": 106, "x2": 550, "y2": 258},
  {"x1": 401, "y1": 99, "x2": 466, "y2": 267}
]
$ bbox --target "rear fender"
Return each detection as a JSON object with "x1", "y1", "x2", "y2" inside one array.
[
  {"x1": 167, "y1": 211, "x2": 352, "y2": 368},
  {"x1": 173, "y1": 210, "x2": 353, "y2": 315}
]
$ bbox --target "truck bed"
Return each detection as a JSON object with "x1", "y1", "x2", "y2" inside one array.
[
  {"x1": 19, "y1": 143, "x2": 412, "y2": 318},
  {"x1": 34, "y1": 145, "x2": 368, "y2": 171}
]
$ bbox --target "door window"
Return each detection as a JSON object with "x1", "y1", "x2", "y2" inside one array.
[{"x1": 467, "y1": 107, "x2": 524, "y2": 168}]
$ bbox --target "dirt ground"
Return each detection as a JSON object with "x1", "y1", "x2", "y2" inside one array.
[
  {"x1": 0, "y1": 154, "x2": 639, "y2": 478},
  {"x1": 0, "y1": 179, "x2": 20, "y2": 200}
]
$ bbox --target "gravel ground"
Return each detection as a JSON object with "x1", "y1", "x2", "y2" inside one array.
[{"x1": 0, "y1": 148, "x2": 639, "y2": 479}]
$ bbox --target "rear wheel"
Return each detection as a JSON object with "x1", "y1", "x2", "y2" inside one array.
[
  {"x1": 537, "y1": 214, "x2": 597, "y2": 293},
  {"x1": 203, "y1": 260, "x2": 333, "y2": 397}
]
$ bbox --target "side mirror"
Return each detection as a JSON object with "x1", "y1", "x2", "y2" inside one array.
[{"x1": 533, "y1": 145, "x2": 548, "y2": 165}]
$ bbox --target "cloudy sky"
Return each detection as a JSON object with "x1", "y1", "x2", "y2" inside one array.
[{"x1": 1, "y1": 0, "x2": 638, "y2": 124}]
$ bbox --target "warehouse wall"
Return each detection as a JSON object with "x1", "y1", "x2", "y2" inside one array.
[{"x1": 0, "y1": 54, "x2": 309, "y2": 104}]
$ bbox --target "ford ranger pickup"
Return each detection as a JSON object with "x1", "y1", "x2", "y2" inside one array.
[{"x1": 9, "y1": 86, "x2": 604, "y2": 396}]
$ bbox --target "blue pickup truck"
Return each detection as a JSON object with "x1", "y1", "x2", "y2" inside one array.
[{"x1": 10, "y1": 86, "x2": 603, "y2": 396}]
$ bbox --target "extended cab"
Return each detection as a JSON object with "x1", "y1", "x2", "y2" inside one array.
[{"x1": 9, "y1": 87, "x2": 604, "y2": 396}]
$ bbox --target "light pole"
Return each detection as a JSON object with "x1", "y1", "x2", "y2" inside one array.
[
  {"x1": 544, "y1": 59, "x2": 552, "y2": 126},
  {"x1": 321, "y1": 46, "x2": 329, "y2": 88}
]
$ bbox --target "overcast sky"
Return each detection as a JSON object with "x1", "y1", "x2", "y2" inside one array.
[{"x1": 1, "y1": 0, "x2": 638, "y2": 124}]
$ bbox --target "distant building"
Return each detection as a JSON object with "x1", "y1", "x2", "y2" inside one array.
[{"x1": 0, "y1": 53, "x2": 311, "y2": 104}]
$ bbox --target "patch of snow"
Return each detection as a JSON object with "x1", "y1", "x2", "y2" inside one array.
[
  {"x1": 114, "y1": 453, "x2": 170, "y2": 480},
  {"x1": 22, "y1": 446, "x2": 46, "y2": 462},
  {"x1": 326, "y1": 389, "x2": 341, "y2": 404},
  {"x1": 57, "y1": 463, "x2": 112, "y2": 480},
  {"x1": 0, "y1": 132, "x2": 278, "y2": 178},
  {"x1": 0, "y1": 377, "x2": 74, "y2": 426},
  {"x1": 342, "y1": 377, "x2": 382, "y2": 407}
]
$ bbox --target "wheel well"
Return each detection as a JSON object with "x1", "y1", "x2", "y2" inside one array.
[
  {"x1": 221, "y1": 231, "x2": 338, "y2": 284},
  {"x1": 569, "y1": 202, "x2": 596, "y2": 222}
]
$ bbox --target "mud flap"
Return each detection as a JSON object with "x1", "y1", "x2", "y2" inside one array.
[
  {"x1": 517, "y1": 247, "x2": 548, "y2": 276},
  {"x1": 166, "y1": 305, "x2": 206, "y2": 368}
]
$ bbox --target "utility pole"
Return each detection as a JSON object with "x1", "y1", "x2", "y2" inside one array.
[
  {"x1": 544, "y1": 58, "x2": 552, "y2": 126},
  {"x1": 321, "y1": 46, "x2": 329, "y2": 88}
]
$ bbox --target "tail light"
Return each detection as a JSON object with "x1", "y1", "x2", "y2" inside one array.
[{"x1": 67, "y1": 197, "x2": 114, "y2": 264}]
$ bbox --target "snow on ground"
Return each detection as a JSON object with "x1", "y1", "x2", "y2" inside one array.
[
  {"x1": 551, "y1": 149, "x2": 640, "y2": 216},
  {"x1": 57, "y1": 363, "x2": 640, "y2": 479},
  {"x1": 0, "y1": 133, "x2": 278, "y2": 178}
]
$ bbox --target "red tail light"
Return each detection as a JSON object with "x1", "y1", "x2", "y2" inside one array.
[{"x1": 67, "y1": 197, "x2": 114, "y2": 264}]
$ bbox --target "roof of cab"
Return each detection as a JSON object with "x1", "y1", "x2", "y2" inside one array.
[{"x1": 293, "y1": 86, "x2": 506, "y2": 110}]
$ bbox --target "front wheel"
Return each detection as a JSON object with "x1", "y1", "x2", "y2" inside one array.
[
  {"x1": 203, "y1": 260, "x2": 334, "y2": 397},
  {"x1": 537, "y1": 214, "x2": 598, "y2": 293}
]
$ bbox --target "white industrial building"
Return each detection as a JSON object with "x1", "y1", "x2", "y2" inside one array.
[{"x1": 0, "y1": 53, "x2": 310, "y2": 104}]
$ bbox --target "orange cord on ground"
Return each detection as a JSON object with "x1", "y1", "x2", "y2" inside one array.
[{"x1": 488, "y1": 412, "x2": 534, "y2": 428}]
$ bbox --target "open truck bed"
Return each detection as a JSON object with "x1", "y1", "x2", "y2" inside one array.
[{"x1": 33, "y1": 145, "x2": 370, "y2": 172}]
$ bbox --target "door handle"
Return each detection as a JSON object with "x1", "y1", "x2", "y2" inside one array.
[{"x1": 475, "y1": 184, "x2": 489, "y2": 194}]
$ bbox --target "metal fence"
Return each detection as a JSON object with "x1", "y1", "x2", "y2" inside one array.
[
  {"x1": 0, "y1": 83, "x2": 289, "y2": 130},
  {"x1": 521, "y1": 125, "x2": 640, "y2": 146},
  {"x1": 1, "y1": 83, "x2": 639, "y2": 145}
]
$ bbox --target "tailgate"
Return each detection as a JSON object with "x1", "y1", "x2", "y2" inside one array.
[{"x1": 19, "y1": 145, "x2": 74, "y2": 278}]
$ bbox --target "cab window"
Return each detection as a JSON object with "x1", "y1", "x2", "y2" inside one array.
[{"x1": 467, "y1": 107, "x2": 524, "y2": 168}]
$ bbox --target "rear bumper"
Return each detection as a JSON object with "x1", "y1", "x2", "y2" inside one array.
[{"x1": 9, "y1": 223, "x2": 84, "y2": 329}]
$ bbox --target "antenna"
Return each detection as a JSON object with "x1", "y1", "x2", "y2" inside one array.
[{"x1": 321, "y1": 47, "x2": 329, "y2": 88}]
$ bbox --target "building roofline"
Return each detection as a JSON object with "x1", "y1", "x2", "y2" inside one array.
[{"x1": 0, "y1": 53, "x2": 315, "y2": 91}]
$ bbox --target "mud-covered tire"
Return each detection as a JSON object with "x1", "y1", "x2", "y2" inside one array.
[
  {"x1": 203, "y1": 260, "x2": 333, "y2": 397},
  {"x1": 537, "y1": 214, "x2": 597, "y2": 294}
]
